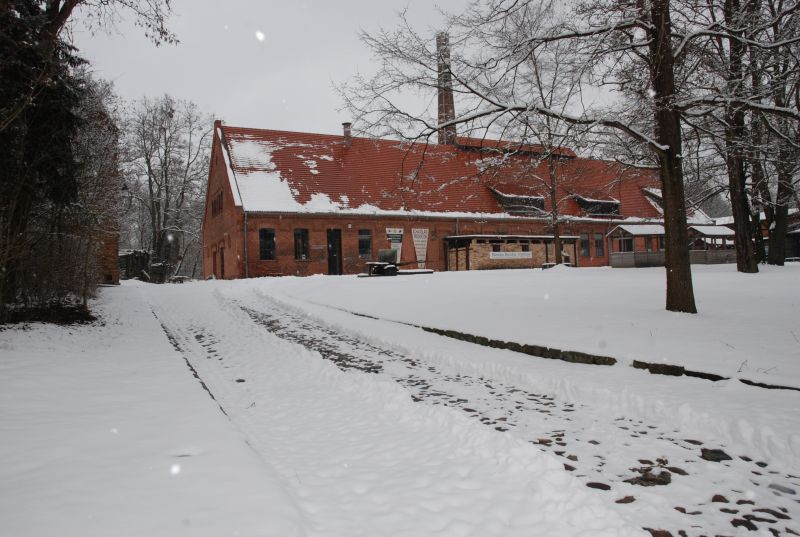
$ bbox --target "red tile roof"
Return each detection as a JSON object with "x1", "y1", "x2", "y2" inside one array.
[{"x1": 218, "y1": 124, "x2": 663, "y2": 219}]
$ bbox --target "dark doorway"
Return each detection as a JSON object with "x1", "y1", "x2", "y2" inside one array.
[
  {"x1": 219, "y1": 246, "x2": 225, "y2": 279},
  {"x1": 327, "y1": 229, "x2": 342, "y2": 275}
]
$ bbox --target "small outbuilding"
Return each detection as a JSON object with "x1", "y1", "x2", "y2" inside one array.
[
  {"x1": 688, "y1": 225, "x2": 735, "y2": 250},
  {"x1": 444, "y1": 234, "x2": 579, "y2": 271},
  {"x1": 607, "y1": 224, "x2": 738, "y2": 267}
]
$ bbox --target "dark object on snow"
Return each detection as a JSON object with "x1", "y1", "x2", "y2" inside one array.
[
  {"x1": 643, "y1": 528, "x2": 674, "y2": 537},
  {"x1": 365, "y1": 262, "x2": 398, "y2": 277},
  {"x1": 119, "y1": 250, "x2": 150, "y2": 280},
  {"x1": 700, "y1": 448, "x2": 732, "y2": 462},
  {"x1": 361, "y1": 249, "x2": 433, "y2": 277},
  {"x1": 625, "y1": 470, "x2": 672, "y2": 487},
  {"x1": 364, "y1": 249, "x2": 400, "y2": 276},
  {"x1": 767, "y1": 483, "x2": 796, "y2": 495},
  {"x1": 1, "y1": 303, "x2": 96, "y2": 325},
  {"x1": 731, "y1": 518, "x2": 758, "y2": 531},
  {"x1": 666, "y1": 466, "x2": 688, "y2": 476},
  {"x1": 586, "y1": 482, "x2": 611, "y2": 490}
]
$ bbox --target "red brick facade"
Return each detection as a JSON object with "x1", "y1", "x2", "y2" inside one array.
[
  {"x1": 202, "y1": 123, "x2": 664, "y2": 279},
  {"x1": 97, "y1": 225, "x2": 120, "y2": 285}
]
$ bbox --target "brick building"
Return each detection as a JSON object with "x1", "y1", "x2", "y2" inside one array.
[
  {"x1": 96, "y1": 223, "x2": 120, "y2": 285},
  {"x1": 200, "y1": 119, "x2": 702, "y2": 279}
]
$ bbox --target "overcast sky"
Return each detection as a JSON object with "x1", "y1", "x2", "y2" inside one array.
[{"x1": 71, "y1": 1, "x2": 470, "y2": 136}]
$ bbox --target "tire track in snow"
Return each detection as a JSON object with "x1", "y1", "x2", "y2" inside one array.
[
  {"x1": 152, "y1": 311, "x2": 228, "y2": 416},
  {"x1": 237, "y1": 295, "x2": 800, "y2": 537}
]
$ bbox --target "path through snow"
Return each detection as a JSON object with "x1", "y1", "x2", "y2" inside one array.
[
  {"x1": 145, "y1": 283, "x2": 641, "y2": 537},
  {"x1": 231, "y1": 291, "x2": 800, "y2": 537}
]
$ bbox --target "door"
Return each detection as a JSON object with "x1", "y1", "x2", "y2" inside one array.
[
  {"x1": 327, "y1": 229, "x2": 342, "y2": 275},
  {"x1": 219, "y1": 246, "x2": 225, "y2": 279}
]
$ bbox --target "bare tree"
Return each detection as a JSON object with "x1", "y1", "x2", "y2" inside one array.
[
  {"x1": 344, "y1": 0, "x2": 800, "y2": 312},
  {"x1": 121, "y1": 95, "x2": 211, "y2": 282},
  {"x1": 0, "y1": 0, "x2": 176, "y2": 133},
  {"x1": 344, "y1": 0, "x2": 701, "y2": 312},
  {"x1": 757, "y1": 0, "x2": 799, "y2": 265}
]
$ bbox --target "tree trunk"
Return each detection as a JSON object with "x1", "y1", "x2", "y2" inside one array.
[
  {"x1": 649, "y1": 0, "x2": 697, "y2": 313},
  {"x1": 725, "y1": 139, "x2": 758, "y2": 272},
  {"x1": 724, "y1": 0, "x2": 759, "y2": 273},
  {"x1": 548, "y1": 158, "x2": 563, "y2": 264},
  {"x1": 767, "y1": 168, "x2": 792, "y2": 265},
  {"x1": 766, "y1": 71, "x2": 794, "y2": 265},
  {"x1": 748, "y1": 30, "x2": 769, "y2": 265}
]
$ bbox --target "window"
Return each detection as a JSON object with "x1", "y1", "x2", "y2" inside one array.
[
  {"x1": 580, "y1": 233, "x2": 590, "y2": 256},
  {"x1": 358, "y1": 229, "x2": 372, "y2": 257},
  {"x1": 594, "y1": 233, "x2": 605, "y2": 257},
  {"x1": 620, "y1": 238, "x2": 634, "y2": 252},
  {"x1": 211, "y1": 191, "x2": 223, "y2": 217},
  {"x1": 574, "y1": 195, "x2": 620, "y2": 216},
  {"x1": 294, "y1": 229, "x2": 309, "y2": 260},
  {"x1": 259, "y1": 228, "x2": 276, "y2": 260},
  {"x1": 521, "y1": 242, "x2": 530, "y2": 252},
  {"x1": 658, "y1": 236, "x2": 665, "y2": 250}
]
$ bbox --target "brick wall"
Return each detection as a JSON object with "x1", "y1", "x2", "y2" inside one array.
[
  {"x1": 202, "y1": 129, "x2": 244, "y2": 279},
  {"x1": 97, "y1": 229, "x2": 120, "y2": 284},
  {"x1": 237, "y1": 214, "x2": 600, "y2": 277},
  {"x1": 201, "y1": 124, "x2": 622, "y2": 279}
]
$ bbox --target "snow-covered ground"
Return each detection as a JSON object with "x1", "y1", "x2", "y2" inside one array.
[
  {"x1": 271, "y1": 264, "x2": 800, "y2": 389},
  {"x1": 1, "y1": 264, "x2": 798, "y2": 536}
]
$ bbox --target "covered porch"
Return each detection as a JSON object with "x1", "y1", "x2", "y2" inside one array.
[
  {"x1": 608, "y1": 224, "x2": 738, "y2": 267},
  {"x1": 444, "y1": 234, "x2": 578, "y2": 271}
]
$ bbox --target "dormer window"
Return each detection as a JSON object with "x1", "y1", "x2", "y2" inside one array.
[
  {"x1": 573, "y1": 195, "x2": 619, "y2": 216},
  {"x1": 490, "y1": 188, "x2": 545, "y2": 216}
]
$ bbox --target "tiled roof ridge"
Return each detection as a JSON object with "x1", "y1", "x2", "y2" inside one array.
[{"x1": 220, "y1": 124, "x2": 581, "y2": 156}]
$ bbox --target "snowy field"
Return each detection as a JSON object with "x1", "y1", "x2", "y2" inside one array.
[{"x1": 1, "y1": 264, "x2": 798, "y2": 536}]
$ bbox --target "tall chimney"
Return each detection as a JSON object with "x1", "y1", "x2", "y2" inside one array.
[
  {"x1": 436, "y1": 32, "x2": 456, "y2": 145},
  {"x1": 342, "y1": 122, "x2": 352, "y2": 148}
]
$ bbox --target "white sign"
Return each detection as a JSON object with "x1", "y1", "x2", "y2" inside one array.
[
  {"x1": 411, "y1": 228, "x2": 429, "y2": 268},
  {"x1": 490, "y1": 251, "x2": 533, "y2": 260},
  {"x1": 386, "y1": 227, "x2": 404, "y2": 262}
]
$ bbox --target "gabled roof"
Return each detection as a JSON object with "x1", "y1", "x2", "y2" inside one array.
[
  {"x1": 453, "y1": 136, "x2": 577, "y2": 158},
  {"x1": 689, "y1": 225, "x2": 735, "y2": 237},
  {"x1": 608, "y1": 224, "x2": 665, "y2": 236},
  {"x1": 641, "y1": 187, "x2": 713, "y2": 225},
  {"x1": 215, "y1": 124, "x2": 662, "y2": 220}
]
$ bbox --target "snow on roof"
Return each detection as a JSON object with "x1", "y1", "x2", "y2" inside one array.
[
  {"x1": 489, "y1": 188, "x2": 544, "y2": 200},
  {"x1": 642, "y1": 187, "x2": 713, "y2": 224},
  {"x1": 688, "y1": 208, "x2": 714, "y2": 225},
  {"x1": 715, "y1": 207, "x2": 798, "y2": 226},
  {"x1": 641, "y1": 187, "x2": 664, "y2": 216},
  {"x1": 608, "y1": 224, "x2": 665, "y2": 236},
  {"x1": 573, "y1": 194, "x2": 619, "y2": 204},
  {"x1": 690, "y1": 225, "x2": 735, "y2": 237},
  {"x1": 217, "y1": 127, "x2": 242, "y2": 206},
  {"x1": 216, "y1": 124, "x2": 662, "y2": 219}
]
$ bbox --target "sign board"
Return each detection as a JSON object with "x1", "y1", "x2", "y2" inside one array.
[
  {"x1": 411, "y1": 228, "x2": 429, "y2": 268},
  {"x1": 490, "y1": 251, "x2": 533, "y2": 260},
  {"x1": 386, "y1": 227, "x2": 404, "y2": 262}
]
